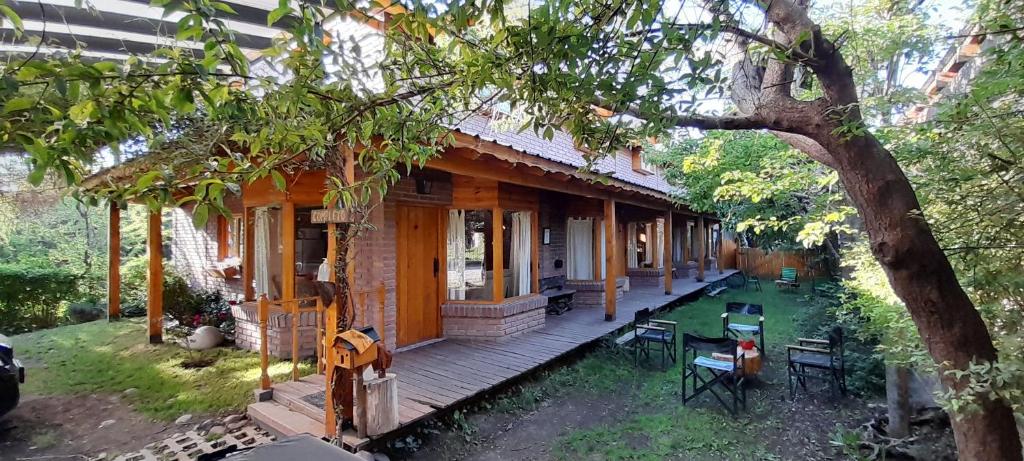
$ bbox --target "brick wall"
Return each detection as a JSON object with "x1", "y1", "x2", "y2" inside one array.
[
  {"x1": 626, "y1": 267, "x2": 665, "y2": 287},
  {"x1": 441, "y1": 294, "x2": 547, "y2": 339},
  {"x1": 232, "y1": 302, "x2": 320, "y2": 359},
  {"x1": 564, "y1": 279, "x2": 625, "y2": 309},
  {"x1": 170, "y1": 195, "x2": 245, "y2": 301},
  {"x1": 538, "y1": 194, "x2": 567, "y2": 280}
]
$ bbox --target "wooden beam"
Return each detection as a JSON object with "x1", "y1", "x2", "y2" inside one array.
[
  {"x1": 107, "y1": 203, "x2": 121, "y2": 320},
  {"x1": 492, "y1": 207, "x2": 505, "y2": 302},
  {"x1": 663, "y1": 211, "x2": 672, "y2": 295},
  {"x1": 696, "y1": 216, "x2": 705, "y2": 282},
  {"x1": 281, "y1": 201, "x2": 296, "y2": 300},
  {"x1": 243, "y1": 207, "x2": 255, "y2": 301},
  {"x1": 603, "y1": 199, "x2": 617, "y2": 321},
  {"x1": 147, "y1": 210, "x2": 163, "y2": 343}
]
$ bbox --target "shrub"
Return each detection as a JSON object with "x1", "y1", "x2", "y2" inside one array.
[
  {"x1": 794, "y1": 281, "x2": 887, "y2": 397},
  {"x1": 119, "y1": 255, "x2": 234, "y2": 336},
  {"x1": 0, "y1": 264, "x2": 81, "y2": 334}
]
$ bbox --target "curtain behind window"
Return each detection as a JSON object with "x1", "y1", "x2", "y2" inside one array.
[
  {"x1": 447, "y1": 209, "x2": 467, "y2": 300},
  {"x1": 566, "y1": 218, "x2": 594, "y2": 280},
  {"x1": 508, "y1": 211, "x2": 532, "y2": 297},
  {"x1": 627, "y1": 223, "x2": 638, "y2": 268},
  {"x1": 254, "y1": 207, "x2": 270, "y2": 298}
]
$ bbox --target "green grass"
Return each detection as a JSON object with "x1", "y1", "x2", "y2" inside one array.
[
  {"x1": 487, "y1": 285, "x2": 811, "y2": 460},
  {"x1": 13, "y1": 318, "x2": 312, "y2": 420}
]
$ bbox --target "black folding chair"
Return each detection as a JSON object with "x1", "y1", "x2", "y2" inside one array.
[
  {"x1": 681, "y1": 334, "x2": 746, "y2": 415},
  {"x1": 787, "y1": 326, "x2": 847, "y2": 399},
  {"x1": 722, "y1": 302, "x2": 766, "y2": 360},
  {"x1": 633, "y1": 308, "x2": 677, "y2": 370}
]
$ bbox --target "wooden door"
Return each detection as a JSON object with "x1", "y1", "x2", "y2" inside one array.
[{"x1": 396, "y1": 205, "x2": 442, "y2": 347}]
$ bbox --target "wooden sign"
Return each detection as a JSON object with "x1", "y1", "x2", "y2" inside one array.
[{"x1": 310, "y1": 208, "x2": 355, "y2": 224}]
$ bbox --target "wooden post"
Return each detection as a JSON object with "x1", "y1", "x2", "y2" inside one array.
[
  {"x1": 324, "y1": 304, "x2": 337, "y2": 437},
  {"x1": 316, "y1": 297, "x2": 324, "y2": 374},
  {"x1": 281, "y1": 201, "x2": 296, "y2": 301},
  {"x1": 663, "y1": 211, "x2": 672, "y2": 295},
  {"x1": 107, "y1": 203, "x2": 121, "y2": 320},
  {"x1": 291, "y1": 300, "x2": 300, "y2": 381},
  {"x1": 696, "y1": 216, "x2": 706, "y2": 282},
  {"x1": 258, "y1": 295, "x2": 271, "y2": 390},
  {"x1": 364, "y1": 373, "x2": 399, "y2": 436},
  {"x1": 355, "y1": 367, "x2": 368, "y2": 439},
  {"x1": 531, "y1": 209, "x2": 540, "y2": 294},
  {"x1": 243, "y1": 207, "x2": 255, "y2": 301},
  {"x1": 492, "y1": 207, "x2": 504, "y2": 302},
  {"x1": 146, "y1": 210, "x2": 163, "y2": 344},
  {"x1": 603, "y1": 200, "x2": 616, "y2": 321}
]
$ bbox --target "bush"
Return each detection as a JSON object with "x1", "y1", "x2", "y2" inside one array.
[
  {"x1": 0, "y1": 264, "x2": 81, "y2": 334},
  {"x1": 794, "y1": 281, "x2": 887, "y2": 397},
  {"x1": 119, "y1": 255, "x2": 234, "y2": 336},
  {"x1": 67, "y1": 302, "x2": 105, "y2": 323}
]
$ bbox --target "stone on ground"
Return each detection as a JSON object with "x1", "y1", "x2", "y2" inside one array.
[{"x1": 174, "y1": 414, "x2": 193, "y2": 425}]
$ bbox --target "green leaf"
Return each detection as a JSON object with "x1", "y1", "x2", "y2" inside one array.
[
  {"x1": 3, "y1": 96, "x2": 34, "y2": 114},
  {"x1": 270, "y1": 170, "x2": 286, "y2": 190},
  {"x1": 192, "y1": 203, "x2": 210, "y2": 228},
  {"x1": 136, "y1": 171, "x2": 161, "y2": 189},
  {"x1": 69, "y1": 100, "x2": 97, "y2": 125},
  {"x1": 266, "y1": 6, "x2": 291, "y2": 26}
]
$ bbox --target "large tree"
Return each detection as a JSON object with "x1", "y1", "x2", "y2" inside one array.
[{"x1": 1, "y1": 0, "x2": 1021, "y2": 457}]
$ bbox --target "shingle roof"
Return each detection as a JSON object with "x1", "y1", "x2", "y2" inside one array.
[{"x1": 455, "y1": 114, "x2": 677, "y2": 196}]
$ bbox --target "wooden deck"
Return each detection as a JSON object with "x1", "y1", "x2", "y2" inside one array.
[{"x1": 248, "y1": 270, "x2": 738, "y2": 445}]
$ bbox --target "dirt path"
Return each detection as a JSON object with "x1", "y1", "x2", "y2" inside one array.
[{"x1": 0, "y1": 394, "x2": 173, "y2": 460}]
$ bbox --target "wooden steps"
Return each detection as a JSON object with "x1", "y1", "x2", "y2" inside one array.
[{"x1": 247, "y1": 400, "x2": 369, "y2": 450}]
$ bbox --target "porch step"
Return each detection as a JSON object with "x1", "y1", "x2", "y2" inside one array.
[
  {"x1": 248, "y1": 400, "x2": 326, "y2": 439},
  {"x1": 247, "y1": 401, "x2": 371, "y2": 450},
  {"x1": 271, "y1": 379, "x2": 326, "y2": 423}
]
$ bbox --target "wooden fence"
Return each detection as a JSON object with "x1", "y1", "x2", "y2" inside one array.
[{"x1": 734, "y1": 247, "x2": 827, "y2": 280}]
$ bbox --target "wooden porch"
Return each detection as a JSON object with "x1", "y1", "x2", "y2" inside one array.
[{"x1": 247, "y1": 269, "x2": 739, "y2": 446}]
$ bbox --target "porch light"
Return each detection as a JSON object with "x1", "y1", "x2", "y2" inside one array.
[{"x1": 416, "y1": 177, "x2": 432, "y2": 195}]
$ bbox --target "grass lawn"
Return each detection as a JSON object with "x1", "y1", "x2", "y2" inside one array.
[
  {"x1": 12, "y1": 318, "x2": 312, "y2": 420},
  {"x1": 414, "y1": 284, "x2": 857, "y2": 461}
]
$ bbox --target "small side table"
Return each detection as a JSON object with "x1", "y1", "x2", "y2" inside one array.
[{"x1": 713, "y1": 346, "x2": 762, "y2": 377}]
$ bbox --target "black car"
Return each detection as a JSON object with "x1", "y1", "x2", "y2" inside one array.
[{"x1": 0, "y1": 333, "x2": 24, "y2": 417}]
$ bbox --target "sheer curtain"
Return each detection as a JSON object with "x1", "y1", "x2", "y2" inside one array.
[
  {"x1": 654, "y1": 218, "x2": 665, "y2": 269},
  {"x1": 566, "y1": 218, "x2": 594, "y2": 280},
  {"x1": 643, "y1": 223, "x2": 653, "y2": 266},
  {"x1": 447, "y1": 210, "x2": 466, "y2": 300},
  {"x1": 254, "y1": 207, "x2": 270, "y2": 298},
  {"x1": 598, "y1": 218, "x2": 606, "y2": 280},
  {"x1": 508, "y1": 211, "x2": 532, "y2": 297},
  {"x1": 627, "y1": 223, "x2": 638, "y2": 268}
]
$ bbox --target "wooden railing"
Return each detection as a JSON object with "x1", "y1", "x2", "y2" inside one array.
[{"x1": 258, "y1": 294, "x2": 325, "y2": 391}]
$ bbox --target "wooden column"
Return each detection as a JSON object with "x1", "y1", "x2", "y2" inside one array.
[
  {"x1": 243, "y1": 207, "x2": 255, "y2": 301},
  {"x1": 696, "y1": 216, "x2": 706, "y2": 282},
  {"x1": 107, "y1": 203, "x2": 121, "y2": 320},
  {"x1": 147, "y1": 210, "x2": 163, "y2": 343},
  {"x1": 603, "y1": 199, "x2": 617, "y2": 321},
  {"x1": 663, "y1": 211, "x2": 672, "y2": 295},
  {"x1": 531, "y1": 209, "x2": 540, "y2": 294},
  {"x1": 281, "y1": 201, "x2": 296, "y2": 301},
  {"x1": 492, "y1": 207, "x2": 505, "y2": 302}
]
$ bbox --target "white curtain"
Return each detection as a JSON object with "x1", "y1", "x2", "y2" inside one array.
[
  {"x1": 508, "y1": 211, "x2": 532, "y2": 297},
  {"x1": 598, "y1": 219, "x2": 607, "y2": 280},
  {"x1": 643, "y1": 223, "x2": 653, "y2": 265},
  {"x1": 566, "y1": 218, "x2": 594, "y2": 280},
  {"x1": 254, "y1": 207, "x2": 271, "y2": 297},
  {"x1": 672, "y1": 225, "x2": 684, "y2": 263},
  {"x1": 447, "y1": 210, "x2": 467, "y2": 300},
  {"x1": 627, "y1": 223, "x2": 638, "y2": 268},
  {"x1": 655, "y1": 218, "x2": 665, "y2": 269}
]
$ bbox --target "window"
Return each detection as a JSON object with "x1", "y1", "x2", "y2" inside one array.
[
  {"x1": 630, "y1": 147, "x2": 656, "y2": 175},
  {"x1": 502, "y1": 210, "x2": 532, "y2": 298},
  {"x1": 447, "y1": 209, "x2": 493, "y2": 301},
  {"x1": 217, "y1": 214, "x2": 243, "y2": 261}
]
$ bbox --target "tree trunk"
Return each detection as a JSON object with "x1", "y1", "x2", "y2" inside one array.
[
  {"x1": 816, "y1": 130, "x2": 1022, "y2": 460},
  {"x1": 886, "y1": 365, "x2": 912, "y2": 439}
]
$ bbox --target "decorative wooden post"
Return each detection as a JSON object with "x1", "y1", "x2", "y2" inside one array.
[
  {"x1": 696, "y1": 216, "x2": 706, "y2": 282},
  {"x1": 146, "y1": 210, "x2": 163, "y2": 343},
  {"x1": 291, "y1": 300, "x2": 300, "y2": 381},
  {"x1": 492, "y1": 206, "x2": 504, "y2": 302},
  {"x1": 107, "y1": 203, "x2": 121, "y2": 320},
  {"x1": 603, "y1": 199, "x2": 617, "y2": 321},
  {"x1": 258, "y1": 294, "x2": 271, "y2": 390},
  {"x1": 663, "y1": 211, "x2": 672, "y2": 295}
]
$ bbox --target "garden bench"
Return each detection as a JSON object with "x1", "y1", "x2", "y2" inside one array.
[{"x1": 540, "y1": 276, "x2": 576, "y2": 315}]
